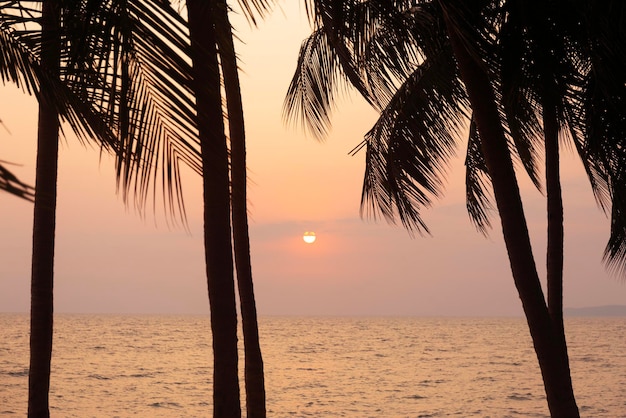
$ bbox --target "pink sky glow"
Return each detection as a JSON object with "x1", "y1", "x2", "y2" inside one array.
[{"x1": 0, "y1": 2, "x2": 623, "y2": 316}]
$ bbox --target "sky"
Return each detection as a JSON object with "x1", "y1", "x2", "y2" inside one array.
[{"x1": 0, "y1": 2, "x2": 624, "y2": 317}]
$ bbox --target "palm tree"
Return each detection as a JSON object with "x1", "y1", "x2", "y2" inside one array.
[
  {"x1": 494, "y1": 1, "x2": 590, "y2": 387},
  {"x1": 212, "y1": 0, "x2": 267, "y2": 415},
  {"x1": 185, "y1": 1, "x2": 273, "y2": 414},
  {"x1": 467, "y1": 6, "x2": 626, "y2": 414},
  {"x1": 28, "y1": 3, "x2": 61, "y2": 414},
  {"x1": 441, "y1": 3, "x2": 577, "y2": 414},
  {"x1": 4, "y1": 0, "x2": 272, "y2": 415},
  {"x1": 0, "y1": 1, "x2": 200, "y2": 415},
  {"x1": 287, "y1": 2, "x2": 577, "y2": 415},
  {"x1": 186, "y1": 1, "x2": 242, "y2": 415},
  {"x1": 283, "y1": 0, "x2": 623, "y2": 415}
]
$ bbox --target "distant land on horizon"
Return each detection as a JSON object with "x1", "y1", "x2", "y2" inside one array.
[{"x1": 564, "y1": 305, "x2": 626, "y2": 317}]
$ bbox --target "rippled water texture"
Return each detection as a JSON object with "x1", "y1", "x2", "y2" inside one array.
[{"x1": 1, "y1": 315, "x2": 625, "y2": 417}]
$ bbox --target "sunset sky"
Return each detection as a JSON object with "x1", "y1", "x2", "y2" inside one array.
[{"x1": 0, "y1": 2, "x2": 624, "y2": 316}]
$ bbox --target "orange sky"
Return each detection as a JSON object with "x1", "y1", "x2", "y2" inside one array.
[{"x1": 0, "y1": 2, "x2": 623, "y2": 316}]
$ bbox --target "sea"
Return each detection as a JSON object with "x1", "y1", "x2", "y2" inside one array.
[{"x1": 1, "y1": 314, "x2": 625, "y2": 417}]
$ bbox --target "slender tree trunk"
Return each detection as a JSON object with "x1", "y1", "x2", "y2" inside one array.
[
  {"x1": 441, "y1": 3, "x2": 579, "y2": 416},
  {"x1": 543, "y1": 94, "x2": 565, "y2": 338},
  {"x1": 187, "y1": 1, "x2": 241, "y2": 416},
  {"x1": 213, "y1": 1, "x2": 266, "y2": 416},
  {"x1": 543, "y1": 90, "x2": 575, "y2": 405},
  {"x1": 28, "y1": 1, "x2": 61, "y2": 417},
  {"x1": 543, "y1": 100, "x2": 564, "y2": 332}
]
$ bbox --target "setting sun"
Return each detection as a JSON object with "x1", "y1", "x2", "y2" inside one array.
[{"x1": 303, "y1": 231, "x2": 316, "y2": 244}]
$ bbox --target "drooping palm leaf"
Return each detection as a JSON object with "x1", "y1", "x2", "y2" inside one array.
[
  {"x1": 283, "y1": 28, "x2": 351, "y2": 140},
  {"x1": 357, "y1": 50, "x2": 469, "y2": 234},
  {"x1": 67, "y1": 0, "x2": 201, "y2": 224},
  {"x1": 464, "y1": 118, "x2": 493, "y2": 233},
  {"x1": 0, "y1": 2, "x2": 119, "y2": 147},
  {"x1": 286, "y1": 0, "x2": 425, "y2": 139},
  {"x1": 234, "y1": 0, "x2": 274, "y2": 25},
  {"x1": 0, "y1": 0, "x2": 202, "y2": 225},
  {"x1": 0, "y1": 160, "x2": 34, "y2": 201},
  {"x1": 585, "y1": 6, "x2": 626, "y2": 274}
]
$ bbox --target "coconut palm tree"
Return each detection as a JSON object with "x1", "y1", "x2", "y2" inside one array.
[
  {"x1": 284, "y1": 0, "x2": 625, "y2": 415},
  {"x1": 28, "y1": 3, "x2": 61, "y2": 415},
  {"x1": 0, "y1": 1, "x2": 200, "y2": 415},
  {"x1": 185, "y1": 0, "x2": 272, "y2": 414},
  {"x1": 492, "y1": 4, "x2": 597, "y2": 385},
  {"x1": 441, "y1": 3, "x2": 578, "y2": 414},
  {"x1": 467, "y1": 5, "x2": 626, "y2": 403},
  {"x1": 285, "y1": 2, "x2": 575, "y2": 415},
  {"x1": 5, "y1": 0, "x2": 272, "y2": 415},
  {"x1": 186, "y1": 1, "x2": 241, "y2": 415},
  {"x1": 212, "y1": 0, "x2": 267, "y2": 415}
]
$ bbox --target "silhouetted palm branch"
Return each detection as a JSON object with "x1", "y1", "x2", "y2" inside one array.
[
  {"x1": 0, "y1": 160, "x2": 34, "y2": 201},
  {"x1": 579, "y1": 2, "x2": 626, "y2": 274},
  {"x1": 357, "y1": 50, "x2": 469, "y2": 233},
  {"x1": 464, "y1": 119, "x2": 493, "y2": 233},
  {"x1": 0, "y1": 0, "x2": 201, "y2": 224},
  {"x1": 283, "y1": 29, "x2": 349, "y2": 140},
  {"x1": 287, "y1": 0, "x2": 544, "y2": 234}
]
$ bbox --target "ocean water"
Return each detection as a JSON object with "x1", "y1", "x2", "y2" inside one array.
[{"x1": 1, "y1": 315, "x2": 625, "y2": 417}]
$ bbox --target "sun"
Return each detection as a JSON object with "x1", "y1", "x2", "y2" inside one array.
[{"x1": 303, "y1": 231, "x2": 316, "y2": 244}]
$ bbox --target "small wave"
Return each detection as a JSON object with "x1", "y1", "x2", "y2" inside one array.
[
  {"x1": 419, "y1": 379, "x2": 446, "y2": 387},
  {"x1": 406, "y1": 394, "x2": 427, "y2": 400},
  {"x1": 130, "y1": 373, "x2": 155, "y2": 378},
  {"x1": 508, "y1": 392, "x2": 532, "y2": 401},
  {"x1": 88, "y1": 374, "x2": 111, "y2": 380},
  {"x1": 6, "y1": 369, "x2": 28, "y2": 377},
  {"x1": 149, "y1": 401, "x2": 182, "y2": 409}
]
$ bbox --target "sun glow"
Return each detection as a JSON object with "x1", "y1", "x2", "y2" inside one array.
[{"x1": 303, "y1": 231, "x2": 316, "y2": 244}]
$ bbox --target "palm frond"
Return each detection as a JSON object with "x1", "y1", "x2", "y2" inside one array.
[
  {"x1": 0, "y1": 0, "x2": 202, "y2": 226},
  {"x1": 285, "y1": 1, "x2": 446, "y2": 140},
  {"x1": 234, "y1": 0, "x2": 275, "y2": 26},
  {"x1": 357, "y1": 50, "x2": 469, "y2": 234},
  {"x1": 579, "y1": 1, "x2": 626, "y2": 273},
  {"x1": 283, "y1": 29, "x2": 349, "y2": 140},
  {"x1": 105, "y1": 0, "x2": 201, "y2": 223},
  {"x1": 0, "y1": 160, "x2": 34, "y2": 201},
  {"x1": 496, "y1": 3, "x2": 544, "y2": 190},
  {"x1": 0, "y1": 2, "x2": 119, "y2": 148},
  {"x1": 604, "y1": 177, "x2": 626, "y2": 277},
  {"x1": 359, "y1": 4, "x2": 433, "y2": 107},
  {"x1": 464, "y1": 118, "x2": 493, "y2": 233}
]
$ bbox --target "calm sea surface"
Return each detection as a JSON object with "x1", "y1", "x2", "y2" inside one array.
[{"x1": 1, "y1": 314, "x2": 625, "y2": 417}]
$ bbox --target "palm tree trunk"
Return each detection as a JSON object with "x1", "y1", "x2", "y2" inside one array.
[
  {"x1": 28, "y1": 1, "x2": 61, "y2": 416},
  {"x1": 543, "y1": 95, "x2": 565, "y2": 337},
  {"x1": 213, "y1": 1, "x2": 266, "y2": 416},
  {"x1": 543, "y1": 92, "x2": 575, "y2": 410},
  {"x1": 441, "y1": 3, "x2": 579, "y2": 417},
  {"x1": 187, "y1": 1, "x2": 241, "y2": 416}
]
